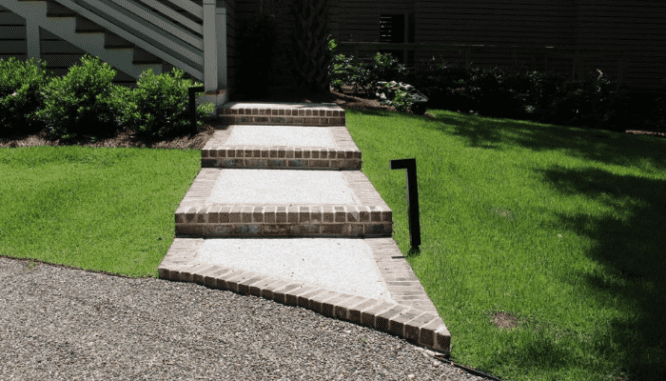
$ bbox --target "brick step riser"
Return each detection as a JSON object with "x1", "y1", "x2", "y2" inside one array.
[
  {"x1": 217, "y1": 115, "x2": 346, "y2": 127},
  {"x1": 201, "y1": 158, "x2": 361, "y2": 170},
  {"x1": 218, "y1": 103, "x2": 346, "y2": 127},
  {"x1": 176, "y1": 223, "x2": 392, "y2": 238},
  {"x1": 176, "y1": 205, "x2": 392, "y2": 238},
  {"x1": 202, "y1": 145, "x2": 361, "y2": 170}
]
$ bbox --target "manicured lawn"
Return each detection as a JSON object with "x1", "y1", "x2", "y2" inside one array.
[
  {"x1": 0, "y1": 146, "x2": 200, "y2": 278},
  {"x1": 346, "y1": 108, "x2": 666, "y2": 381},
  {"x1": 2, "y1": 109, "x2": 665, "y2": 381}
]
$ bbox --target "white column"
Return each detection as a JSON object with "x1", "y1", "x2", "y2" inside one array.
[
  {"x1": 203, "y1": 0, "x2": 218, "y2": 92},
  {"x1": 216, "y1": 4, "x2": 227, "y2": 89},
  {"x1": 26, "y1": 19, "x2": 41, "y2": 69}
]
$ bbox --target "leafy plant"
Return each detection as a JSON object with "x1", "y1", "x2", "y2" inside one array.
[
  {"x1": 119, "y1": 67, "x2": 215, "y2": 139},
  {"x1": 370, "y1": 52, "x2": 408, "y2": 85},
  {"x1": 375, "y1": 81, "x2": 429, "y2": 114},
  {"x1": 31, "y1": 54, "x2": 123, "y2": 140},
  {"x1": 0, "y1": 57, "x2": 55, "y2": 136},
  {"x1": 466, "y1": 65, "x2": 526, "y2": 119}
]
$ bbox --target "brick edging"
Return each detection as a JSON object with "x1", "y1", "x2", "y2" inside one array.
[
  {"x1": 218, "y1": 103, "x2": 346, "y2": 126},
  {"x1": 201, "y1": 127, "x2": 361, "y2": 169},
  {"x1": 175, "y1": 204, "x2": 393, "y2": 238},
  {"x1": 157, "y1": 262, "x2": 451, "y2": 354}
]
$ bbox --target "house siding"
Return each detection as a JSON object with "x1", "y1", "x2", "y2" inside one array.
[
  {"x1": 331, "y1": 0, "x2": 665, "y2": 94},
  {"x1": 1, "y1": 0, "x2": 664, "y2": 95}
]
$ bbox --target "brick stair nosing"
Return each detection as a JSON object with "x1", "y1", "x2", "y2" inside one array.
[
  {"x1": 201, "y1": 126, "x2": 362, "y2": 169},
  {"x1": 157, "y1": 261, "x2": 451, "y2": 354}
]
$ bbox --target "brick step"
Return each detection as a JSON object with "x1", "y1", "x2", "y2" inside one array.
[
  {"x1": 175, "y1": 168, "x2": 392, "y2": 238},
  {"x1": 217, "y1": 103, "x2": 345, "y2": 127},
  {"x1": 158, "y1": 237, "x2": 450, "y2": 354},
  {"x1": 201, "y1": 126, "x2": 361, "y2": 170}
]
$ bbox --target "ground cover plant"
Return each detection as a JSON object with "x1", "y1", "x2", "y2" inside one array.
[{"x1": 345, "y1": 108, "x2": 666, "y2": 381}]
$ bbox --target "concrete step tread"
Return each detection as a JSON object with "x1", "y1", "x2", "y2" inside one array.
[
  {"x1": 158, "y1": 237, "x2": 450, "y2": 354},
  {"x1": 202, "y1": 126, "x2": 361, "y2": 170},
  {"x1": 176, "y1": 169, "x2": 391, "y2": 238}
]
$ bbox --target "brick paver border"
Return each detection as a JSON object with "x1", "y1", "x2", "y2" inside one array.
[
  {"x1": 201, "y1": 127, "x2": 361, "y2": 170},
  {"x1": 158, "y1": 237, "x2": 450, "y2": 354},
  {"x1": 175, "y1": 170, "x2": 393, "y2": 238}
]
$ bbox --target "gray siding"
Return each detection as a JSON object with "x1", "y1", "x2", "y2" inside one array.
[{"x1": 1, "y1": 0, "x2": 664, "y2": 94}]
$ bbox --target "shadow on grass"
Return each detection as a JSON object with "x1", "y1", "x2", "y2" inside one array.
[
  {"x1": 426, "y1": 111, "x2": 666, "y2": 173},
  {"x1": 538, "y1": 165, "x2": 666, "y2": 380}
]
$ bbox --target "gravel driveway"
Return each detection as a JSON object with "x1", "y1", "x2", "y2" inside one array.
[{"x1": 0, "y1": 257, "x2": 487, "y2": 381}]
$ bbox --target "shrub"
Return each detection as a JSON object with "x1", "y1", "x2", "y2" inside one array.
[
  {"x1": 31, "y1": 54, "x2": 124, "y2": 139},
  {"x1": 375, "y1": 81, "x2": 429, "y2": 114},
  {"x1": 119, "y1": 67, "x2": 215, "y2": 139},
  {"x1": 329, "y1": 51, "x2": 409, "y2": 97},
  {"x1": 328, "y1": 53, "x2": 631, "y2": 131},
  {"x1": 466, "y1": 66, "x2": 527, "y2": 119},
  {"x1": 641, "y1": 92, "x2": 666, "y2": 132},
  {"x1": 526, "y1": 69, "x2": 630, "y2": 131},
  {"x1": 370, "y1": 52, "x2": 408, "y2": 86},
  {"x1": 404, "y1": 60, "x2": 475, "y2": 112},
  {"x1": 0, "y1": 57, "x2": 55, "y2": 136}
]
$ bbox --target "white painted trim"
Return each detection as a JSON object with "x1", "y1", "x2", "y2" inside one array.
[
  {"x1": 203, "y1": 0, "x2": 217, "y2": 92},
  {"x1": 5, "y1": 2, "x2": 165, "y2": 79},
  {"x1": 165, "y1": 0, "x2": 203, "y2": 20},
  {"x1": 137, "y1": 0, "x2": 203, "y2": 35},
  {"x1": 26, "y1": 18, "x2": 40, "y2": 66},
  {"x1": 48, "y1": 0, "x2": 203, "y2": 76},
  {"x1": 217, "y1": 6, "x2": 227, "y2": 89},
  {"x1": 106, "y1": 0, "x2": 202, "y2": 50}
]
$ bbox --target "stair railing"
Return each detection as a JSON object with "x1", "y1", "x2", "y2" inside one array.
[{"x1": 50, "y1": 0, "x2": 226, "y2": 92}]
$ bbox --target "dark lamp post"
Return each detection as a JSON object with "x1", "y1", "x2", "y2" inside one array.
[{"x1": 390, "y1": 158, "x2": 421, "y2": 249}]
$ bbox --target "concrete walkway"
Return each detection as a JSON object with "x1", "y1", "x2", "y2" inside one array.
[{"x1": 157, "y1": 103, "x2": 451, "y2": 354}]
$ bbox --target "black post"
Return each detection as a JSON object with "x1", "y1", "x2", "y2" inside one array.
[
  {"x1": 390, "y1": 158, "x2": 421, "y2": 249},
  {"x1": 189, "y1": 86, "x2": 205, "y2": 134}
]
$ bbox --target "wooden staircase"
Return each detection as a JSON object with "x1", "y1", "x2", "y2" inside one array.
[{"x1": 1, "y1": 0, "x2": 227, "y2": 109}]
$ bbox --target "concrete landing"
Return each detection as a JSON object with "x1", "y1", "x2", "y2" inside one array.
[
  {"x1": 158, "y1": 237, "x2": 450, "y2": 353},
  {"x1": 202, "y1": 126, "x2": 361, "y2": 170},
  {"x1": 175, "y1": 169, "x2": 392, "y2": 238}
]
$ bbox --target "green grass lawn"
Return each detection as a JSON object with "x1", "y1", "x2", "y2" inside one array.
[
  {"x1": 346, "y1": 109, "x2": 666, "y2": 381},
  {"x1": 0, "y1": 146, "x2": 200, "y2": 278},
  {"x1": 1, "y1": 109, "x2": 665, "y2": 381}
]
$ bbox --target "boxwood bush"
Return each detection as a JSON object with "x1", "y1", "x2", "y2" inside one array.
[
  {"x1": 30, "y1": 54, "x2": 126, "y2": 139},
  {"x1": 0, "y1": 57, "x2": 54, "y2": 136},
  {"x1": 120, "y1": 67, "x2": 215, "y2": 139},
  {"x1": 1, "y1": 55, "x2": 215, "y2": 140}
]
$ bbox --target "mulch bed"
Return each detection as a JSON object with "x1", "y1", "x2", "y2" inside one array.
[{"x1": 1, "y1": 88, "x2": 663, "y2": 149}]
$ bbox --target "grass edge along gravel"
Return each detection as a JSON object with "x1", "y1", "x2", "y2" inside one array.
[
  {"x1": 0, "y1": 145, "x2": 201, "y2": 279},
  {"x1": 344, "y1": 108, "x2": 666, "y2": 381},
  {"x1": 2, "y1": 109, "x2": 666, "y2": 381}
]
